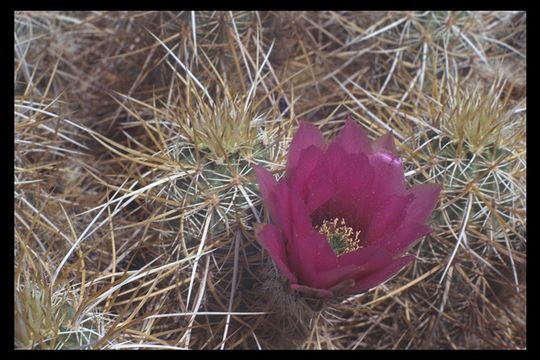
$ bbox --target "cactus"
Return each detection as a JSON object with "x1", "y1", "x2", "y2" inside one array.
[{"x1": 14, "y1": 11, "x2": 525, "y2": 349}]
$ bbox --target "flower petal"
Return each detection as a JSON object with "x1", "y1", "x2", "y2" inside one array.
[
  {"x1": 254, "y1": 166, "x2": 292, "y2": 237},
  {"x1": 286, "y1": 234, "x2": 318, "y2": 287},
  {"x1": 337, "y1": 245, "x2": 392, "y2": 269},
  {"x1": 288, "y1": 145, "x2": 325, "y2": 189},
  {"x1": 373, "y1": 131, "x2": 398, "y2": 155},
  {"x1": 332, "y1": 153, "x2": 374, "y2": 227},
  {"x1": 311, "y1": 151, "x2": 374, "y2": 229},
  {"x1": 287, "y1": 145, "x2": 334, "y2": 213},
  {"x1": 317, "y1": 247, "x2": 394, "y2": 290},
  {"x1": 286, "y1": 121, "x2": 326, "y2": 177},
  {"x1": 347, "y1": 255, "x2": 414, "y2": 294},
  {"x1": 315, "y1": 264, "x2": 365, "y2": 289},
  {"x1": 379, "y1": 221, "x2": 432, "y2": 255},
  {"x1": 406, "y1": 183, "x2": 442, "y2": 223},
  {"x1": 253, "y1": 164, "x2": 277, "y2": 203},
  {"x1": 309, "y1": 232, "x2": 339, "y2": 272},
  {"x1": 284, "y1": 189, "x2": 319, "y2": 285},
  {"x1": 365, "y1": 194, "x2": 415, "y2": 244},
  {"x1": 287, "y1": 191, "x2": 338, "y2": 286},
  {"x1": 256, "y1": 224, "x2": 298, "y2": 283},
  {"x1": 335, "y1": 118, "x2": 372, "y2": 155},
  {"x1": 320, "y1": 142, "x2": 349, "y2": 175},
  {"x1": 288, "y1": 187, "x2": 315, "y2": 236},
  {"x1": 368, "y1": 152, "x2": 406, "y2": 198},
  {"x1": 304, "y1": 174, "x2": 336, "y2": 213},
  {"x1": 308, "y1": 143, "x2": 350, "y2": 214},
  {"x1": 268, "y1": 181, "x2": 292, "y2": 239},
  {"x1": 334, "y1": 153, "x2": 373, "y2": 192}
]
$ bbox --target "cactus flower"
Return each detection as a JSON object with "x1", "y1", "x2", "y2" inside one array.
[{"x1": 254, "y1": 119, "x2": 440, "y2": 298}]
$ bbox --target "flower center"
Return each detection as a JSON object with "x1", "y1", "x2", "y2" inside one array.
[{"x1": 316, "y1": 218, "x2": 362, "y2": 256}]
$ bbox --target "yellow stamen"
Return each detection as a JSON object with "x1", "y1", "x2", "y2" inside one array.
[{"x1": 316, "y1": 218, "x2": 362, "y2": 256}]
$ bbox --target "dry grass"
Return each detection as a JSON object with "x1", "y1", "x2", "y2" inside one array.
[{"x1": 14, "y1": 11, "x2": 526, "y2": 349}]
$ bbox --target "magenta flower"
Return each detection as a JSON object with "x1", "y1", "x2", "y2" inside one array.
[{"x1": 254, "y1": 119, "x2": 441, "y2": 298}]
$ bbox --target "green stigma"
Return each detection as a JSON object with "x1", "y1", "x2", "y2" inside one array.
[
  {"x1": 329, "y1": 234, "x2": 348, "y2": 255},
  {"x1": 316, "y1": 218, "x2": 362, "y2": 256}
]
